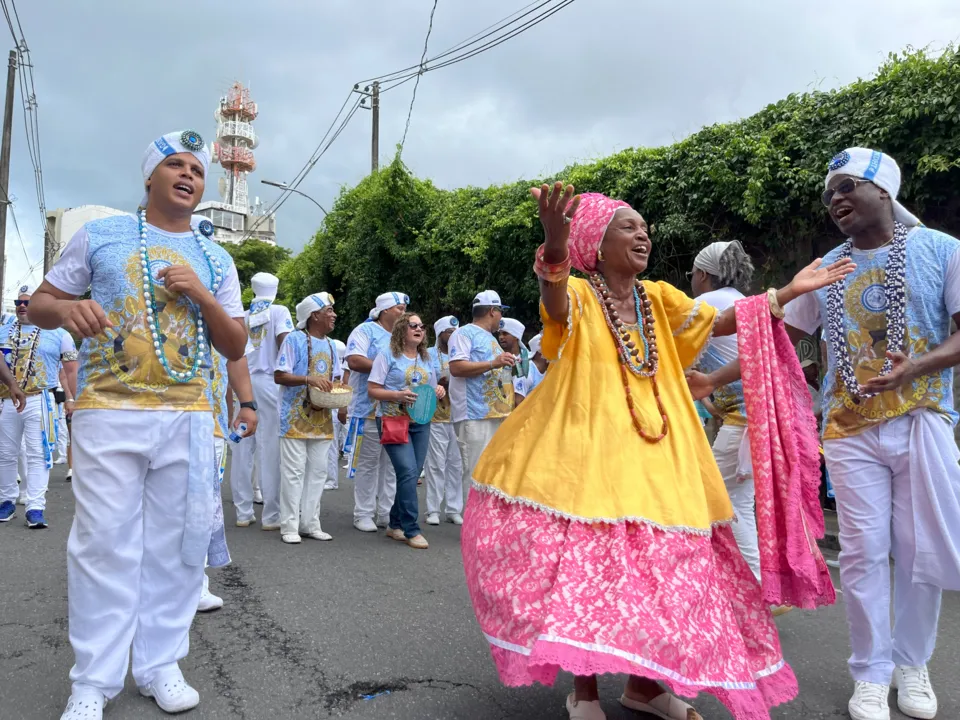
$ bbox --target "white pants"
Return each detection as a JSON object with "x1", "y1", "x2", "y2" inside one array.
[
  {"x1": 712, "y1": 423, "x2": 760, "y2": 581},
  {"x1": 351, "y1": 417, "x2": 397, "y2": 522},
  {"x1": 825, "y1": 413, "x2": 948, "y2": 685},
  {"x1": 326, "y1": 412, "x2": 344, "y2": 489},
  {"x1": 67, "y1": 410, "x2": 205, "y2": 699},
  {"x1": 56, "y1": 404, "x2": 69, "y2": 460},
  {"x1": 230, "y1": 373, "x2": 281, "y2": 525},
  {"x1": 279, "y1": 436, "x2": 332, "y2": 535},
  {"x1": 455, "y1": 418, "x2": 502, "y2": 501},
  {"x1": 425, "y1": 422, "x2": 463, "y2": 516},
  {"x1": 0, "y1": 395, "x2": 50, "y2": 511}
]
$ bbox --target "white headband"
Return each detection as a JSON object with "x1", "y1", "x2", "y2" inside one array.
[
  {"x1": 693, "y1": 241, "x2": 739, "y2": 277},
  {"x1": 825, "y1": 147, "x2": 920, "y2": 228},
  {"x1": 140, "y1": 130, "x2": 211, "y2": 208},
  {"x1": 296, "y1": 292, "x2": 335, "y2": 330}
]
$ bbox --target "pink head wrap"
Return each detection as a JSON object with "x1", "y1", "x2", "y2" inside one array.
[{"x1": 567, "y1": 192, "x2": 631, "y2": 274}]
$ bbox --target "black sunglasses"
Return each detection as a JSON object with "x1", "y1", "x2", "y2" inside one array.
[
  {"x1": 14, "y1": 299, "x2": 28, "y2": 307},
  {"x1": 822, "y1": 178, "x2": 867, "y2": 207},
  {"x1": 408, "y1": 323, "x2": 425, "y2": 330}
]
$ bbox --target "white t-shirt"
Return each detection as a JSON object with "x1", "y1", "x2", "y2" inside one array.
[{"x1": 244, "y1": 304, "x2": 294, "y2": 375}]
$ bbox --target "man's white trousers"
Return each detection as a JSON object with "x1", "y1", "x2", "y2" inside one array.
[
  {"x1": 712, "y1": 423, "x2": 760, "y2": 581},
  {"x1": 351, "y1": 417, "x2": 396, "y2": 523},
  {"x1": 424, "y1": 422, "x2": 463, "y2": 516},
  {"x1": 66, "y1": 409, "x2": 205, "y2": 699},
  {"x1": 279, "y1": 436, "x2": 331, "y2": 535},
  {"x1": 454, "y1": 418, "x2": 502, "y2": 502},
  {"x1": 0, "y1": 395, "x2": 50, "y2": 511},
  {"x1": 326, "y1": 412, "x2": 344, "y2": 489},
  {"x1": 230, "y1": 373, "x2": 281, "y2": 525}
]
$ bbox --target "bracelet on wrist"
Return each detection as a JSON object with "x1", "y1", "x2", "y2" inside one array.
[
  {"x1": 766, "y1": 288, "x2": 785, "y2": 320},
  {"x1": 534, "y1": 243, "x2": 572, "y2": 283}
]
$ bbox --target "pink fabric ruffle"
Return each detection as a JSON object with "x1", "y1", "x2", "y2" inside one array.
[
  {"x1": 461, "y1": 490, "x2": 799, "y2": 720},
  {"x1": 735, "y1": 294, "x2": 836, "y2": 609}
]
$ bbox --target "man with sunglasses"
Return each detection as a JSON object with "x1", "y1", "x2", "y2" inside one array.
[
  {"x1": 0, "y1": 285, "x2": 75, "y2": 528},
  {"x1": 784, "y1": 148, "x2": 960, "y2": 720},
  {"x1": 449, "y1": 291, "x2": 516, "y2": 512}
]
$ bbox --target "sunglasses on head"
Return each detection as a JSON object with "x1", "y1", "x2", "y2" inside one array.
[
  {"x1": 14, "y1": 299, "x2": 28, "y2": 307},
  {"x1": 821, "y1": 178, "x2": 868, "y2": 207},
  {"x1": 408, "y1": 322, "x2": 425, "y2": 331}
]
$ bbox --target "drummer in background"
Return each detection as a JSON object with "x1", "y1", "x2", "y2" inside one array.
[{"x1": 367, "y1": 313, "x2": 444, "y2": 550}]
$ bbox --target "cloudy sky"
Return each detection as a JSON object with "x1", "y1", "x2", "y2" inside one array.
[{"x1": 5, "y1": 0, "x2": 960, "y2": 299}]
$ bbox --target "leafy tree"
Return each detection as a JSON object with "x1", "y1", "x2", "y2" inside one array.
[{"x1": 220, "y1": 239, "x2": 292, "y2": 306}]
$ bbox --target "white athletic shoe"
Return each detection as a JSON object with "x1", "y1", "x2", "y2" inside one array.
[
  {"x1": 893, "y1": 666, "x2": 938, "y2": 719},
  {"x1": 354, "y1": 517, "x2": 378, "y2": 533},
  {"x1": 375, "y1": 514, "x2": 389, "y2": 529},
  {"x1": 253, "y1": 489, "x2": 263, "y2": 504},
  {"x1": 139, "y1": 668, "x2": 200, "y2": 713},
  {"x1": 447, "y1": 513, "x2": 464, "y2": 525},
  {"x1": 60, "y1": 691, "x2": 105, "y2": 720},
  {"x1": 426, "y1": 512, "x2": 440, "y2": 526},
  {"x1": 848, "y1": 681, "x2": 891, "y2": 720},
  {"x1": 324, "y1": 482, "x2": 338, "y2": 490},
  {"x1": 301, "y1": 529, "x2": 333, "y2": 541},
  {"x1": 281, "y1": 533, "x2": 302, "y2": 544},
  {"x1": 16, "y1": 494, "x2": 24, "y2": 505},
  {"x1": 197, "y1": 587, "x2": 224, "y2": 613}
]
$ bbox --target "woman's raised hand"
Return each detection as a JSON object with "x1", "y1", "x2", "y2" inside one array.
[{"x1": 530, "y1": 181, "x2": 580, "y2": 261}]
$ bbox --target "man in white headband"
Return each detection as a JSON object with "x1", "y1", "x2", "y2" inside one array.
[
  {"x1": 344, "y1": 291, "x2": 407, "y2": 532},
  {"x1": 688, "y1": 240, "x2": 763, "y2": 584},
  {"x1": 29, "y1": 129, "x2": 247, "y2": 719},
  {"x1": 231, "y1": 271, "x2": 292, "y2": 530},
  {"x1": 449, "y1": 290, "x2": 516, "y2": 511},
  {"x1": 784, "y1": 147, "x2": 960, "y2": 720},
  {"x1": 273, "y1": 293, "x2": 339, "y2": 544},
  {"x1": 423, "y1": 315, "x2": 464, "y2": 525}
]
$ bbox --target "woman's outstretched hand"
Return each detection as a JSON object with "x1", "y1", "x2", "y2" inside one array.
[
  {"x1": 778, "y1": 258, "x2": 857, "y2": 305},
  {"x1": 531, "y1": 181, "x2": 580, "y2": 262}
]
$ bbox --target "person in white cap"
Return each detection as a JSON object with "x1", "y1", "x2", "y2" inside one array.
[
  {"x1": 514, "y1": 333, "x2": 547, "y2": 406},
  {"x1": 344, "y1": 292, "x2": 407, "y2": 532},
  {"x1": 0, "y1": 284, "x2": 75, "y2": 528},
  {"x1": 230, "y1": 271, "x2": 293, "y2": 530},
  {"x1": 448, "y1": 290, "x2": 516, "y2": 507},
  {"x1": 784, "y1": 147, "x2": 960, "y2": 720},
  {"x1": 324, "y1": 337, "x2": 347, "y2": 491},
  {"x1": 424, "y1": 316, "x2": 464, "y2": 525},
  {"x1": 273, "y1": 293, "x2": 339, "y2": 544},
  {"x1": 688, "y1": 239, "x2": 762, "y2": 583},
  {"x1": 29, "y1": 129, "x2": 246, "y2": 720}
]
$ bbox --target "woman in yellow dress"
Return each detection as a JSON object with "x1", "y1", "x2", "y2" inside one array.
[{"x1": 461, "y1": 183, "x2": 853, "y2": 720}]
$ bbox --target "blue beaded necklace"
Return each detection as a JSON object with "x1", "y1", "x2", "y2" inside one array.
[
  {"x1": 137, "y1": 209, "x2": 223, "y2": 383},
  {"x1": 623, "y1": 286, "x2": 650, "y2": 374}
]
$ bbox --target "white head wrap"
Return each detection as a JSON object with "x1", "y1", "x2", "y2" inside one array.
[
  {"x1": 140, "y1": 130, "x2": 211, "y2": 208},
  {"x1": 331, "y1": 338, "x2": 346, "y2": 363},
  {"x1": 825, "y1": 147, "x2": 920, "y2": 228},
  {"x1": 529, "y1": 333, "x2": 542, "y2": 356},
  {"x1": 296, "y1": 292, "x2": 335, "y2": 330},
  {"x1": 16, "y1": 283, "x2": 35, "y2": 297},
  {"x1": 498, "y1": 318, "x2": 525, "y2": 342},
  {"x1": 251, "y1": 272, "x2": 280, "y2": 302},
  {"x1": 369, "y1": 291, "x2": 409, "y2": 320},
  {"x1": 694, "y1": 241, "x2": 741, "y2": 277},
  {"x1": 433, "y1": 316, "x2": 459, "y2": 336}
]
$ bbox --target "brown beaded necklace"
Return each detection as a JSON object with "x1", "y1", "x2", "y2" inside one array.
[{"x1": 589, "y1": 274, "x2": 669, "y2": 443}]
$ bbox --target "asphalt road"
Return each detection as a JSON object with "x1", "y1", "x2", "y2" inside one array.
[{"x1": 1, "y1": 460, "x2": 957, "y2": 720}]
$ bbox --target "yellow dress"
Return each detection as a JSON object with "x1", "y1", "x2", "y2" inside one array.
[{"x1": 472, "y1": 276, "x2": 733, "y2": 530}]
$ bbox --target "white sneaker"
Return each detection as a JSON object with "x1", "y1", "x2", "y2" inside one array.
[
  {"x1": 197, "y1": 587, "x2": 224, "y2": 612},
  {"x1": 139, "y1": 669, "x2": 200, "y2": 713},
  {"x1": 893, "y1": 666, "x2": 938, "y2": 719},
  {"x1": 426, "y1": 512, "x2": 440, "y2": 526},
  {"x1": 281, "y1": 533, "x2": 302, "y2": 544},
  {"x1": 54, "y1": 458, "x2": 67, "y2": 465},
  {"x1": 324, "y1": 482, "x2": 338, "y2": 490},
  {"x1": 447, "y1": 513, "x2": 464, "y2": 525},
  {"x1": 60, "y1": 691, "x2": 105, "y2": 720},
  {"x1": 375, "y1": 514, "x2": 389, "y2": 529},
  {"x1": 354, "y1": 517, "x2": 378, "y2": 532},
  {"x1": 301, "y1": 529, "x2": 333, "y2": 541},
  {"x1": 849, "y1": 681, "x2": 891, "y2": 720},
  {"x1": 253, "y1": 489, "x2": 263, "y2": 504},
  {"x1": 16, "y1": 494, "x2": 24, "y2": 505}
]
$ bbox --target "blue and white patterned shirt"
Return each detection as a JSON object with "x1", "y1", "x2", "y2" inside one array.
[
  {"x1": 276, "y1": 331, "x2": 340, "y2": 439},
  {"x1": 369, "y1": 350, "x2": 437, "y2": 418},
  {"x1": 448, "y1": 323, "x2": 514, "y2": 423},
  {"x1": 345, "y1": 321, "x2": 392, "y2": 419}
]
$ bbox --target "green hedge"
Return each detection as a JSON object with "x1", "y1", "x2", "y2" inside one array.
[{"x1": 279, "y1": 47, "x2": 960, "y2": 336}]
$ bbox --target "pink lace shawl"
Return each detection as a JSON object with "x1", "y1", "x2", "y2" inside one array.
[{"x1": 735, "y1": 295, "x2": 836, "y2": 609}]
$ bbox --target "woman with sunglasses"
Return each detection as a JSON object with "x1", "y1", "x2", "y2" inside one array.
[{"x1": 367, "y1": 313, "x2": 445, "y2": 550}]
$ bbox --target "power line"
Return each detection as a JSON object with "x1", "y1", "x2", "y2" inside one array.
[{"x1": 398, "y1": 0, "x2": 439, "y2": 160}]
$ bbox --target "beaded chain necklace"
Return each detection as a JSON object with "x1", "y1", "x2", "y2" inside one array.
[
  {"x1": 825, "y1": 221, "x2": 909, "y2": 402},
  {"x1": 138, "y1": 209, "x2": 223, "y2": 383},
  {"x1": 589, "y1": 274, "x2": 667, "y2": 443},
  {"x1": 11, "y1": 321, "x2": 41, "y2": 388}
]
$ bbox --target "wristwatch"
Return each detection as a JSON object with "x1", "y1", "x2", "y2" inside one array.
[{"x1": 240, "y1": 400, "x2": 258, "y2": 411}]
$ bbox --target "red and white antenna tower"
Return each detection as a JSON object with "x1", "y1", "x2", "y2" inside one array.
[{"x1": 212, "y1": 83, "x2": 258, "y2": 210}]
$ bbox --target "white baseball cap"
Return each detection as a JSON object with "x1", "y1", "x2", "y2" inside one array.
[
  {"x1": 434, "y1": 316, "x2": 459, "y2": 336},
  {"x1": 473, "y1": 290, "x2": 509, "y2": 310},
  {"x1": 498, "y1": 318, "x2": 525, "y2": 341}
]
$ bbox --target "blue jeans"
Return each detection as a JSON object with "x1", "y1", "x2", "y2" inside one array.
[{"x1": 378, "y1": 419, "x2": 430, "y2": 538}]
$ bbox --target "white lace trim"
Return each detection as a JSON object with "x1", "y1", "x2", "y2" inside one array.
[
  {"x1": 673, "y1": 299, "x2": 703, "y2": 337},
  {"x1": 483, "y1": 632, "x2": 785, "y2": 690},
  {"x1": 554, "y1": 286, "x2": 581, "y2": 361},
  {"x1": 472, "y1": 481, "x2": 731, "y2": 535},
  {"x1": 685, "y1": 310, "x2": 721, "y2": 371}
]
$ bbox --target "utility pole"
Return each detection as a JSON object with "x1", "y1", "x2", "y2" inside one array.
[
  {"x1": 0, "y1": 50, "x2": 17, "y2": 307},
  {"x1": 370, "y1": 81, "x2": 380, "y2": 173}
]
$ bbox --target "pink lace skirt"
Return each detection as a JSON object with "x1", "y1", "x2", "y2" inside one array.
[{"x1": 461, "y1": 489, "x2": 799, "y2": 720}]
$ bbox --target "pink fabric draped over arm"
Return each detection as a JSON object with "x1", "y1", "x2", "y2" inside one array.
[{"x1": 735, "y1": 294, "x2": 836, "y2": 609}]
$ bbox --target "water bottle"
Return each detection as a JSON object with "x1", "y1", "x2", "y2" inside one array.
[{"x1": 229, "y1": 422, "x2": 248, "y2": 444}]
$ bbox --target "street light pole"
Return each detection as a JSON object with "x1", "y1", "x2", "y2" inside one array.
[{"x1": 261, "y1": 180, "x2": 328, "y2": 216}]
